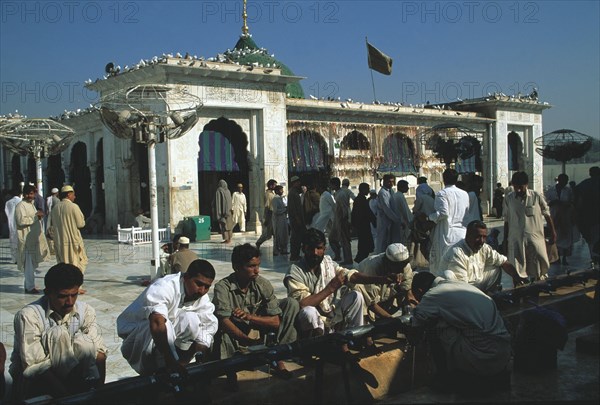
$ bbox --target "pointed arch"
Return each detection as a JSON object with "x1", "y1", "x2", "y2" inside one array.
[{"x1": 378, "y1": 133, "x2": 417, "y2": 175}]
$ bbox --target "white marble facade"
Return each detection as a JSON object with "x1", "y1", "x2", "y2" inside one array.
[{"x1": 1, "y1": 59, "x2": 549, "y2": 231}]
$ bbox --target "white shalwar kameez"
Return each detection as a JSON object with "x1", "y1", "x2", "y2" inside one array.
[
  {"x1": 5, "y1": 195, "x2": 22, "y2": 263},
  {"x1": 312, "y1": 191, "x2": 335, "y2": 232},
  {"x1": 427, "y1": 185, "x2": 469, "y2": 275},
  {"x1": 116, "y1": 273, "x2": 218, "y2": 375}
]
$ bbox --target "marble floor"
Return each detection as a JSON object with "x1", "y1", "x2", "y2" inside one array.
[{"x1": 0, "y1": 220, "x2": 596, "y2": 397}]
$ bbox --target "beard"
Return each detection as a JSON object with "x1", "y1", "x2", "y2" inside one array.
[{"x1": 305, "y1": 254, "x2": 324, "y2": 268}]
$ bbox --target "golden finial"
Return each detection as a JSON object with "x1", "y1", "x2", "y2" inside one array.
[{"x1": 242, "y1": 0, "x2": 249, "y2": 37}]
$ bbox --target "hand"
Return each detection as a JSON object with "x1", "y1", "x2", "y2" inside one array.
[
  {"x1": 232, "y1": 308, "x2": 250, "y2": 322},
  {"x1": 165, "y1": 355, "x2": 188, "y2": 377},
  {"x1": 386, "y1": 273, "x2": 403, "y2": 284},
  {"x1": 406, "y1": 290, "x2": 419, "y2": 306},
  {"x1": 512, "y1": 276, "x2": 528, "y2": 287},
  {"x1": 327, "y1": 271, "x2": 346, "y2": 293}
]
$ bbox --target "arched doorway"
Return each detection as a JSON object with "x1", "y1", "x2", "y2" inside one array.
[
  {"x1": 508, "y1": 131, "x2": 524, "y2": 171},
  {"x1": 377, "y1": 133, "x2": 417, "y2": 177},
  {"x1": 455, "y1": 135, "x2": 483, "y2": 175},
  {"x1": 46, "y1": 154, "x2": 65, "y2": 192},
  {"x1": 11, "y1": 154, "x2": 23, "y2": 190},
  {"x1": 197, "y1": 117, "x2": 249, "y2": 231},
  {"x1": 69, "y1": 142, "x2": 92, "y2": 218},
  {"x1": 337, "y1": 130, "x2": 371, "y2": 186},
  {"x1": 288, "y1": 130, "x2": 330, "y2": 191}
]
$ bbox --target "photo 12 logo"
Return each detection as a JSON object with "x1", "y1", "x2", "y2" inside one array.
[
  {"x1": 400, "y1": 1, "x2": 540, "y2": 24},
  {"x1": 401, "y1": 81, "x2": 539, "y2": 104},
  {"x1": 1, "y1": 81, "x2": 98, "y2": 105},
  {"x1": 201, "y1": 1, "x2": 340, "y2": 24},
  {"x1": 1, "y1": 1, "x2": 140, "y2": 24}
]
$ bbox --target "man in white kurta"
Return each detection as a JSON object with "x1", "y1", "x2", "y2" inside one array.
[
  {"x1": 440, "y1": 221, "x2": 526, "y2": 294},
  {"x1": 284, "y1": 229, "x2": 397, "y2": 335},
  {"x1": 117, "y1": 260, "x2": 218, "y2": 375},
  {"x1": 426, "y1": 169, "x2": 469, "y2": 275},
  {"x1": 135, "y1": 210, "x2": 152, "y2": 229},
  {"x1": 5, "y1": 189, "x2": 22, "y2": 263},
  {"x1": 50, "y1": 186, "x2": 88, "y2": 274},
  {"x1": 9, "y1": 263, "x2": 107, "y2": 400},
  {"x1": 231, "y1": 183, "x2": 247, "y2": 232},
  {"x1": 503, "y1": 171, "x2": 556, "y2": 280},
  {"x1": 311, "y1": 186, "x2": 335, "y2": 232},
  {"x1": 376, "y1": 174, "x2": 400, "y2": 254},
  {"x1": 411, "y1": 272, "x2": 511, "y2": 377},
  {"x1": 391, "y1": 180, "x2": 413, "y2": 246},
  {"x1": 272, "y1": 185, "x2": 289, "y2": 256},
  {"x1": 15, "y1": 185, "x2": 49, "y2": 293}
]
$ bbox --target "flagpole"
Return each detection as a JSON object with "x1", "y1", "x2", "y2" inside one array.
[{"x1": 366, "y1": 37, "x2": 377, "y2": 102}]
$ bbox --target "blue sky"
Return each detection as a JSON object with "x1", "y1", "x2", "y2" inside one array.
[{"x1": 1, "y1": 0, "x2": 599, "y2": 139}]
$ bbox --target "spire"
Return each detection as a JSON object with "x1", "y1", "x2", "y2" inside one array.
[{"x1": 241, "y1": 0, "x2": 249, "y2": 37}]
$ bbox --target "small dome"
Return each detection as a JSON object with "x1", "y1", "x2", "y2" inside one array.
[{"x1": 225, "y1": 35, "x2": 305, "y2": 99}]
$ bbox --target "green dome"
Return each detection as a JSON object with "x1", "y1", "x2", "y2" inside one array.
[{"x1": 225, "y1": 35, "x2": 305, "y2": 99}]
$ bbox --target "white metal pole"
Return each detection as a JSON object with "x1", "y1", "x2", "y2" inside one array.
[
  {"x1": 148, "y1": 140, "x2": 160, "y2": 280},
  {"x1": 35, "y1": 149, "x2": 43, "y2": 197}
]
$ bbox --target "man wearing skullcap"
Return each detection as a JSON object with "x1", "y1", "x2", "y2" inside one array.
[
  {"x1": 170, "y1": 236, "x2": 199, "y2": 274},
  {"x1": 355, "y1": 243, "x2": 413, "y2": 320},
  {"x1": 231, "y1": 183, "x2": 247, "y2": 233},
  {"x1": 50, "y1": 185, "x2": 88, "y2": 293}
]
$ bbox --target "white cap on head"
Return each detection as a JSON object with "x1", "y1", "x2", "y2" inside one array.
[
  {"x1": 385, "y1": 243, "x2": 409, "y2": 262},
  {"x1": 51, "y1": 188, "x2": 59, "y2": 194},
  {"x1": 178, "y1": 236, "x2": 190, "y2": 244}
]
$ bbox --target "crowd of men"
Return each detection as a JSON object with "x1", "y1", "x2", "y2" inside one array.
[{"x1": 3, "y1": 165, "x2": 599, "y2": 401}]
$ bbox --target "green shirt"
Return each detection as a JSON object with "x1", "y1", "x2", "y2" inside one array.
[{"x1": 212, "y1": 273, "x2": 281, "y2": 319}]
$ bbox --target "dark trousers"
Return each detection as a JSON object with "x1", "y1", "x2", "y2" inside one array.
[{"x1": 290, "y1": 225, "x2": 305, "y2": 259}]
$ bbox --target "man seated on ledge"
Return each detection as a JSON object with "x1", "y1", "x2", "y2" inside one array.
[
  {"x1": 440, "y1": 220, "x2": 527, "y2": 294},
  {"x1": 410, "y1": 272, "x2": 511, "y2": 392},
  {"x1": 355, "y1": 243, "x2": 414, "y2": 321},
  {"x1": 284, "y1": 229, "x2": 402, "y2": 342},
  {"x1": 10, "y1": 263, "x2": 107, "y2": 400},
  {"x1": 212, "y1": 244, "x2": 299, "y2": 380},
  {"x1": 117, "y1": 259, "x2": 218, "y2": 376}
]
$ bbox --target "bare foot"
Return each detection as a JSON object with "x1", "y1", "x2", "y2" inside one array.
[{"x1": 78, "y1": 288, "x2": 87, "y2": 295}]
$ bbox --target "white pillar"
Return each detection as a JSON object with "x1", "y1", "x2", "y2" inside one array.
[{"x1": 148, "y1": 141, "x2": 160, "y2": 280}]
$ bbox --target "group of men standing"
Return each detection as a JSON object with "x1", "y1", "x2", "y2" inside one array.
[
  {"x1": 213, "y1": 180, "x2": 247, "y2": 244},
  {"x1": 5, "y1": 184, "x2": 88, "y2": 294}
]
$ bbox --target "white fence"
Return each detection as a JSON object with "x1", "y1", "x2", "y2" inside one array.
[{"x1": 117, "y1": 224, "x2": 171, "y2": 245}]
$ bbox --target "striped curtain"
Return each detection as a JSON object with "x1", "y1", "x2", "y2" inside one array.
[
  {"x1": 198, "y1": 131, "x2": 239, "y2": 172},
  {"x1": 456, "y1": 156, "x2": 476, "y2": 173},
  {"x1": 288, "y1": 131, "x2": 326, "y2": 172},
  {"x1": 378, "y1": 134, "x2": 417, "y2": 175}
]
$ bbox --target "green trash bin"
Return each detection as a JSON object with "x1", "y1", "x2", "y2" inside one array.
[{"x1": 185, "y1": 215, "x2": 211, "y2": 242}]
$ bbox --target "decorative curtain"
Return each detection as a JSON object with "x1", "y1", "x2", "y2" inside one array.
[
  {"x1": 455, "y1": 136, "x2": 482, "y2": 173},
  {"x1": 377, "y1": 133, "x2": 417, "y2": 175},
  {"x1": 288, "y1": 130, "x2": 326, "y2": 172},
  {"x1": 198, "y1": 130, "x2": 239, "y2": 172}
]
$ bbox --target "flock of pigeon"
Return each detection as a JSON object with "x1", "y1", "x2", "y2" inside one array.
[{"x1": 5, "y1": 47, "x2": 548, "y2": 124}]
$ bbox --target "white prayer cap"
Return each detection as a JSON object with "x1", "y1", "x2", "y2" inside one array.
[
  {"x1": 385, "y1": 243, "x2": 409, "y2": 262},
  {"x1": 51, "y1": 188, "x2": 59, "y2": 193},
  {"x1": 178, "y1": 236, "x2": 190, "y2": 244}
]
